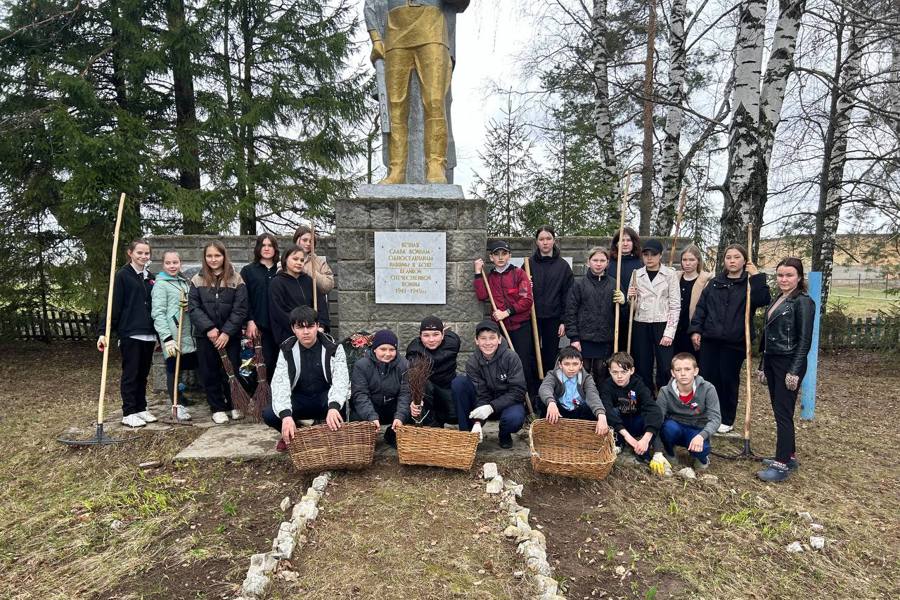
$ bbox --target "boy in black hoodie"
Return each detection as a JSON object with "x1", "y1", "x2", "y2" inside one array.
[
  {"x1": 405, "y1": 316, "x2": 461, "y2": 427},
  {"x1": 599, "y1": 352, "x2": 663, "y2": 462},
  {"x1": 451, "y1": 320, "x2": 527, "y2": 449}
]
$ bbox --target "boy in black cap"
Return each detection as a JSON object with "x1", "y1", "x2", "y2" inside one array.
[
  {"x1": 451, "y1": 319, "x2": 527, "y2": 449},
  {"x1": 627, "y1": 238, "x2": 681, "y2": 392},
  {"x1": 473, "y1": 240, "x2": 539, "y2": 403},
  {"x1": 405, "y1": 316, "x2": 462, "y2": 427}
]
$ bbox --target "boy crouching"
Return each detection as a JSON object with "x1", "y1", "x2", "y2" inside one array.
[
  {"x1": 538, "y1": 346, "x2": 608, "y2": 436},
  {"x1": 656, "y1": 352, "x2": 721, "y2": 470}
]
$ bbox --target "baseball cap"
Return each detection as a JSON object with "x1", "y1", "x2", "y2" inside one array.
[
  {"x1": 475, "y1": 319, "x2": 499, "y2": 335},
  {"x1": 487, "y1": 240, "x2": 511, "y2": 253},
  {"x1": 420, "y1": 316, "x2": 444, "y2": 333},
  {"x1": 643, "y1": 239, "x2": 663, "y2": 255}
]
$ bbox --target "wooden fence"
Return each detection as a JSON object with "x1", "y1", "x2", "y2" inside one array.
[
  {"x1": 820, "y1": 316, "x2": 900, "y2": 351},
  {"x1": 0, "y1": 308, "x2": 97, "y2": 341}
]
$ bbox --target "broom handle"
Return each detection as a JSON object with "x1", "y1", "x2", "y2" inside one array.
[
  {"x1": 743, "y1": 223, "x2": 753, "y2": 442},
  {"x1": 523, "y1": 257, "x2": 544, "y2": 379},
  {"x1": 626, "y1": 271, "x2": 636, "y2": 355},
  {"x1": 479, "y1": 269, "x2": 535, "y2": 418},
  {"x1": 97, "y1": 192, "x2": 127, "y2": 424},
  {"x1": 310, "y1": 225, "x2": 318, "y2": 312},
  {"x1": 669, "y1": 187, "x2": 687, "y2": 267},
  {"x1": 172, "y1": 290, "x2": 186, "y2": 409},
  {"x1": 614, "y1": 173, "x2": 630, "y2": 353}
]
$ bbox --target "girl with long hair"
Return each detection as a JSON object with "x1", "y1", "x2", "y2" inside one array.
[
  {"x1": 529, "y1": 225, "x2": 574, "y2": 375},
  {"x1": 672, "y1": 245, "x2": 712, "y2": 359},
  {"x1": 269, "y1": 244, "x2": 330, "y2": 346},
  {"x1": 241, "y1": 233, "x2": 280, "y2": 374}
]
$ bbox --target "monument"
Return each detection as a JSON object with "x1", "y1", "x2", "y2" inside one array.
[
  {"x1": 337, "y1": 2, "x2": 483, "y2": 354},
  {"x1": 364, "y1": 0, "x2": 469, "y2": 184}
]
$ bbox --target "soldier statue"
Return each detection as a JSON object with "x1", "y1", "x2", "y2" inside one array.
[{"x1": 365, "y1": 0, "x2": 470, "y2": 185}]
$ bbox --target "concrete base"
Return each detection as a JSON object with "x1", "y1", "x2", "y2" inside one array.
[{"x1": 175, "y1": 424, "x2": 281, "y2": 460}]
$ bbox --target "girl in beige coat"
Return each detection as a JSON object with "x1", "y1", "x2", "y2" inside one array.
[
  {"x1": 293, "y1": 225, "x2": 335, "y2": 294},
  {"x1": 627, "y1": 239, "x2": 680, "y2": 391}
]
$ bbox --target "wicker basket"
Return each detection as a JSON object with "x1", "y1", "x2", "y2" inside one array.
[
  {"x1": 529, "y1": 418, "x2": 616, "y2": 480},
  {"x1": 395, "y1": 425, "x2": 480, "y2": 471},
  {"x1": 287, "y1": 421, "x2": 377, "y2": 473}
]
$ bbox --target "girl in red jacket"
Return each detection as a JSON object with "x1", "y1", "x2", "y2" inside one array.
[{"x1": 474, "y1": 240, "x2": 538, "y2": 402}]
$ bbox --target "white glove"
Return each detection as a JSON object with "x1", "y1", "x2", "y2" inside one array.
[
  {"x1": 164, "y1": 340, "x2": 178, "y2": 358},
  {"x1": 612, "y1": 289, "x2": 626, "y2": 305},
  {"x1": 649, "y1": 452, "x2": 672, "y2": 477},
  {"x1": 471, "y1": 422, "x2": 483, "y2": 442},
  {"x1": 469, "y1": 405, "x2": 494, "y2": 421}
]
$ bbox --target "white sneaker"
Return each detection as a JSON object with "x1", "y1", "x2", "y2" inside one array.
[
  {"x1": 229, "y1": 409, "x2": 244, "y2": 421},
  {"x1": 174, "y1": 406, "x2": 192, "y2": 421},
  {"x1": 212, "y1": 412, "x2": 230, "y2": 424},
  {"x1": 122, "y1": 414, "x2": 147, "y2": 428},
  {"x1": 717, "y1": 424, "x2": 734, "y2": 434},
  {"x1": 135, "y1": 410, "x2": 158, "y2": 423}
]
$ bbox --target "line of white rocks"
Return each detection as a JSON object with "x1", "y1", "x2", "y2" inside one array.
[
  {"x1": 482, "y1": 462, "x2": 566, "y2": 600},
  {"x1": 234, "y1": 472, "x2": 332, "y2": 600}
]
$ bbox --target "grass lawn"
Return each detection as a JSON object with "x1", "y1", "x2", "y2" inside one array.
[
  {"x1": 0, "y1": 342, "x2": 898, "y2": 599},
  {"x1": 828, "y1": 285, "x2": 897, "y2": 317}
]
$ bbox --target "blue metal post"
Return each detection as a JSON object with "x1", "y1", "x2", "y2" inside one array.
[{"x1": 801, "y1": 271, "x2": 822, "y2": 420}]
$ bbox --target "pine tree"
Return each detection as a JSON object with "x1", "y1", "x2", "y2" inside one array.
[{"x1": 470, "y1": 97, "x2": 537, "y2": 237}]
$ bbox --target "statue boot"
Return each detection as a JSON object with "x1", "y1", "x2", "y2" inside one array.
[
  {"x1": 379, "y1": 121, "x2": 409, "y2": 184},
  {"x1": 424, "y1": 117, "x2": 448, "y2": 184}
]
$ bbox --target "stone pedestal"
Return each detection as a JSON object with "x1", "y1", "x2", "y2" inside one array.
[{"x1": 335, "y1": 184, "x2": 486, "y2": 355}]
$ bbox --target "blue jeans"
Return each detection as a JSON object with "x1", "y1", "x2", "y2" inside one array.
[
  {"x1": 262, "y1": 390, "x2": 329, "y2": 432},
  {"x1": 660, "y1": 418, "x2": 711, "y2": 462},
  {"x1": 452, "y1": 375, "x2": 526, "y2": 443}
]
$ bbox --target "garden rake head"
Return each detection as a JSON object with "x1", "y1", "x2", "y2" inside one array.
[{"x1": 57, "y1": 422, "x2": 129, "y2": 447}]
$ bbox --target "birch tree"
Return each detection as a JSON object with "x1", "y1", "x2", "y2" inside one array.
[
  {"x1": 591, "y1": 0, "x2": 618, "y2": 186},
  {"x1": 656, "y1": 0, "x2": 687, "y2": 236}
]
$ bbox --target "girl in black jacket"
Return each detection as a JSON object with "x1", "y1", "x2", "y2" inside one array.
[
  {"x1": 756, "y1": 257, "x2": 815, "y2": 482},
  {"x1": 529, "y1": 225, "x2": 574, "y2": 377},
  {"x1": 268, "y1": 245, "x2": 329, "y2": 346},
  {"x1": 97, "y1": 239, "x2": 158, "y2": 428},
  {"x1": 188, "y1": 241, "x2": 249, "y2": 424},
  {"x1": 240, "y1": 233, "x2": 279, "y2": 374},
  {"x1": 565, "y1": 247, "x2": 626, "y2": 380},
  {"x1": 607, "y1": 226, "x2": 643, "y2": 351},
  {"x1": 689, "y1": 244, "x2": 771, "y2": 433},
  {"x1": 350, "y1": 329, "x2": 410, "y2": 447}
]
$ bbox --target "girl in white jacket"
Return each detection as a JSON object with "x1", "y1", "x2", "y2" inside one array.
[{"x1": 627, "y1": 239, "x2": 680, "y2": 392}]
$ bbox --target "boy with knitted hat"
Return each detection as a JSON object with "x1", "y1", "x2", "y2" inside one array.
[
  {"x1": 405, "y1": 315, "x2": 462, "y2": 427},
  {"x1": 350, "y1": 328, "x2": 411, "y2": 446}
]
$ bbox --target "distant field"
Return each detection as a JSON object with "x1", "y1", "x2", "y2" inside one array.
[{"x1": 828, "y1": 284, "x2": 898, "y2": 317}]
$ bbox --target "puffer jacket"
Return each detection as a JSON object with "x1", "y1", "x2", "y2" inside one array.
[
  {"x1": 689, "y1": 271, "x2": 771, "y2": 347},
  {"x1": 188, "y1": 271, "x2": 248, "y2": 339},
  {"x1": 656, "y1": 375, "x2": 721, "y2": 440},
  {"x1": 271, "y1": 332, "x2": 350, "y2": 418},
  {"x1": 529, "y1": 247, "x2": 574, "y2": 320},
  {"x1": 405, "y1": 330, "x2": 461, "y2": 389},
  {"x1": 465, "y1": 343, "x2": 526, "y2": 414},
  {"x1": 632, "y1": 265, "x2": 681, "y2": 339},
  {"x1": 351, "y1": 352, "x2": 411, "y2": 423},
  {"x1": 564, "y1": 271, "x2": 619, "y2": 343},
  {"x1": 760, "y1": 291, "x2": 816, "y2": 375},
  {"x1": 538, "y1": 367, "x2": 604, "y2": 416},
  {"x1": 151, "y1": 271, "x2": 196, "y2": 353},
  {"x1": 474, "y1": 265, "x2": 533, "y2": 331}
]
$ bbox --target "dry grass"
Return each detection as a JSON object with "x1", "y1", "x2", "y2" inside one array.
[
  {"x1": 499, "y1": 352, "x2": 900, "y2": 599},
  {"x1": 269, "y1": 462, "x2": 530, "y2": 600}
]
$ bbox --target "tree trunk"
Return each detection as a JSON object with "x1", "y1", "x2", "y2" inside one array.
[
  {"x1": 166, "y1": 0, "x2": 203, "y2": 234},
  {"x1": 239, "y1": 0, "x2": 257, "y2": 235},
  {"x1": 591, "y1": 0, "x2": 617, "y2": 187},
  {"x1": 639, "y1": 0, "x2": 658, "y2": 236},
  {"x1": 656, "y1": 0, "x2": 687, "y2": 236},
  {"x1": 812, "y1": 10, "x2": 864, "y2": 313}
]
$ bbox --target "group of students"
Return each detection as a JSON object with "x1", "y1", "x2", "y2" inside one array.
[{"x1": 98, "y1": 224, "x2": 815, "y2": 483}]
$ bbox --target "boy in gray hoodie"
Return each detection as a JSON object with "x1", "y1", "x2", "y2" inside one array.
[
  {"x1": 538, "y1": 346, "x2": 608, "y2": 436},
  {"x1": 656, "y1": 352, "x2": 721, "y2": 469}
]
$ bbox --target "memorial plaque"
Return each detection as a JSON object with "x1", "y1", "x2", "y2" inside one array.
[{"x1": 375, "y1": 232, "x2": 446, "y2": 304}]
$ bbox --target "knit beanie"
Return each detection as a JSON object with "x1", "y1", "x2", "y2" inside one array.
[{"x1": 371, "y1": 329, "x2": 399, "y2": 350}]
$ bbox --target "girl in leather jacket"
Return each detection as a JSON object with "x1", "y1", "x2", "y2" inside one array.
[{"x1": 756, "y1": 257, "x2": 815, "y2": 482}]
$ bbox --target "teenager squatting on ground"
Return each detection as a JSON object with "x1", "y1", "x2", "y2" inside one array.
[{"x1": 97, "y1": 239, "x2": 159, "y2": 428}]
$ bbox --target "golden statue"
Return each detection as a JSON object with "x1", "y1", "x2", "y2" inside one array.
[{"x1": 365, "y1": 0, "x2": 469, "y2": 185}]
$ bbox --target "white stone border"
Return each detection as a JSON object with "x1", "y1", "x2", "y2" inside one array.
[
  {"x1": 482, "y1": 463, "x2": 566, "y2": 600},
  {"x1": 234, "y1": 472, "x2": 332, "y2": 599}
]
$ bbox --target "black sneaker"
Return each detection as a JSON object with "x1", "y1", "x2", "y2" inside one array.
[
  {"x1": 757, "y1": 462, "x2": 791, "y2": 482},
  {"x1": 499, "y1": 437, "x2": 513, "y2": 449},
  {"x1": 762, "y1": 456, "x2": 799, "y2": 470}
]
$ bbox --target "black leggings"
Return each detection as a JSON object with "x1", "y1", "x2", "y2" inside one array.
[
  {"x1": 507, "y1": 323, "x2": 539, "y2": 403},
  {"x1": 631, "y1": 321, "x2": 674, "y2": 392},
  {"x1": 195, "y1": 336, "x2": 242, "y2": 413},
  {"x1": 119, "y1": 338, "x2": 156, "y2": 416},
  {"x1": 535, "y1": 317, "x2": 562, "y2": 376},
  {"x1": 764, "y1": 354, "x2": 806, "y2": 463},
  {"x1": 699, "y1": 339, "x2": 745, "y2": 427}
]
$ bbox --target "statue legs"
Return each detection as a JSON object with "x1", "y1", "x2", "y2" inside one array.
[{"x1": 382, "y1": 43, "x2": 452, "y2": 184}]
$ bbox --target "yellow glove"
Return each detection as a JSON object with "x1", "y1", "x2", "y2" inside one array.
[
  {"x1": 649, "y1": 452, "x2": 672, "y2": 477},
  {"x1": 612, "y1": 289, "x2": 626, "y2": 305}
]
